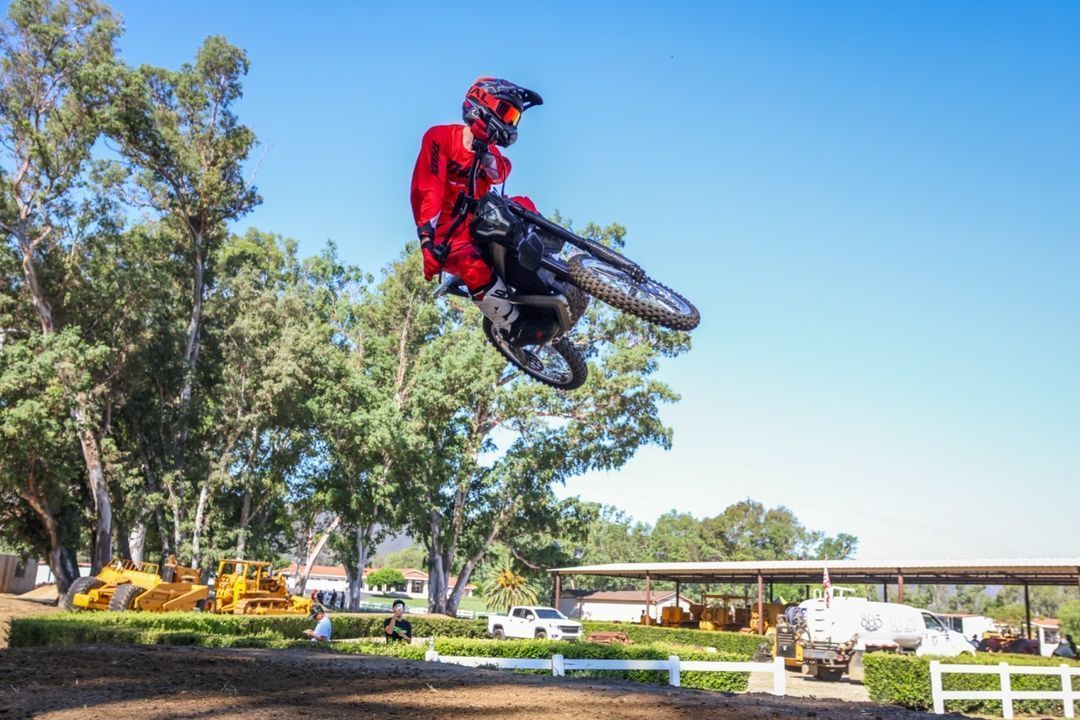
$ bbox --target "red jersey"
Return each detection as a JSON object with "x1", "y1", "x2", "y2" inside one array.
[{"x1": 410, "y1": 124, "x2": 511, "y2": 243}]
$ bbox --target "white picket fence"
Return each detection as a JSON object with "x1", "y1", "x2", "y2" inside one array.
[
  {"x1": 931, "y1": 660, "x2": 1080, "y2": 719},
  {"x1": 424, "y1": 647, "x2": 787, "y2": 695}
]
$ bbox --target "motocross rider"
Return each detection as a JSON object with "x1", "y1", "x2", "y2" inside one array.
[{"x1": 410, "y1": 77, "x2": 553, "y2": 346}]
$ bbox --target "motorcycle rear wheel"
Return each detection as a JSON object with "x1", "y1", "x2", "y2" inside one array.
[
  {"x1": 567, "y1": 254, "x2": 700, "y2": 331},
  {"x1": 483, "y1": 319, "x2": 587, "y2": 390}
]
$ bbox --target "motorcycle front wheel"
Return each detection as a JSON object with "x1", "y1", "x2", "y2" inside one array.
[
  {"x1": 567, "y1": 254, "x2": 700, "y2": 331},
  {"x1": 483, "y1": 319, "x2": 587, "y2": 391}
]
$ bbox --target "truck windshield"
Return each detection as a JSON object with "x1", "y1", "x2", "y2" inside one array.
[
  {"x1": 535, "y1": 609, "x2": 565, "y2": 619},
  {"x1": 922, "y1": 613, "x2": 946, "y2": 632}
]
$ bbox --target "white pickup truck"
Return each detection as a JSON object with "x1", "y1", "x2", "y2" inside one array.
[{"x1": 487, "y1": 606, "x2": 582, "y2": 641}]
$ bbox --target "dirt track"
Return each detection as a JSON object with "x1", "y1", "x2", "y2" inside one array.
[{"x1": 0, "y1": 644, "x2": 940, "y2": 719}]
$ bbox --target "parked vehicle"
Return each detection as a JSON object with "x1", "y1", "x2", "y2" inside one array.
[
  {"x1": 62, "y1": 556, "x2": 209, "y2": 613},
  {"x1": 774, "y1": 588, "x2": 975, "y2": 681},
  {"x1": 487, "y1": 606, "x2": 582, "y2": 641}
]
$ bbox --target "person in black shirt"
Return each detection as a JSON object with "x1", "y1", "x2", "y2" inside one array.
[{"x1": 383, "y1": 599, "x2": 412, "y2": 643}]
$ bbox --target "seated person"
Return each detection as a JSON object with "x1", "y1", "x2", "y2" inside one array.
[{"x1": 303, "y1": 605, "x2": 331, "y2": 642}]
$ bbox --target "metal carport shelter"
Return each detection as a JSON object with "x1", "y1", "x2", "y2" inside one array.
[{"x1": 550, "y1": 558, "x2": 1080, "y2": 638}]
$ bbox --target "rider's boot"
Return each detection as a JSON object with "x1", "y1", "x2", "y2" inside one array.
[{"x1": 472, "y1": 278, "x2": 519, "y2": 332}]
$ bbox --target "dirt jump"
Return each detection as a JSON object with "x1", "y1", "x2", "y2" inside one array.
[{"x1": 0, "y1": 644, "x2": 940, "y2": 720}]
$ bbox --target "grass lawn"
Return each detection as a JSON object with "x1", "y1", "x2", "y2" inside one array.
[{"x1": 364, "y1": 593, "x2": 490, "y2": 614}]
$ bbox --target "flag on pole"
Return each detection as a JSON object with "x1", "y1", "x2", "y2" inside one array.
[{"x1": 823, "y1": 565, "x2": 832, "y2": 608}]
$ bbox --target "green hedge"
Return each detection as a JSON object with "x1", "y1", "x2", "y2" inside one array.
[
  {"x1": 9, "y1": 611, "x2": 487, "y2": 646},
  {"x1": 335, "y1": 637, "x2": 750, "y2": 692},
  {"x1": 12, "y1": 613, "x2": 763, "y2": 660},
  {"x1": 581, "y1": 621, "x2": 763, "y2": 658},
  {"x1": 865, "y1": 652, "x2": 1080, "y2": 715}
]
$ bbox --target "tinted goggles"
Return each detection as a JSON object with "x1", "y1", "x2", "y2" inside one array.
[{"x1": 477, "y1": 92, "x2": 522, "y2": 126}]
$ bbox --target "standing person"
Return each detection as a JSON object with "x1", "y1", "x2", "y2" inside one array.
[
  {"x1": 383, "y1": 599, "x2": 413, "y2": 643},
  {"x1": 329, "y1": 589, "x2": 338, "y2": 609},
  {"x1": 303, "y1": 605, "x2": 332, "y2": 643},
  {"x1": 309, "y1": 588, "x2": 318, "y2": 606},
  {"x1": 410, "y1": 77, "x2": 554, "y2": 347}
]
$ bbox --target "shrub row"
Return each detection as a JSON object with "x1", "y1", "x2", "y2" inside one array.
[
  {"x1": 335, "y1": 637, "x2": 750, "y2": 692},
  {"x1": 12, "y1": 613, "x2": 762, "y2": 659},
  {"x1": 9, "y1": 612, "x2": 487, "y2": 645},
  {"x1": 864, "y1": 652, "x2": 1080, "y2": 715},
  {"x1": 581, "y1": 621, "x2": 763, "y2": 658}
]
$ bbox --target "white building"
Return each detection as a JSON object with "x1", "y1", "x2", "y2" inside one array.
[
  {"x1": 558, "y1": 589, "x2": 692, "y2": 623},
  {"x1": 279, "y1": 564, "x2": 476, "y2": 599}
]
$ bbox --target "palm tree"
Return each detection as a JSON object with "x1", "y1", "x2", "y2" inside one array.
[{"x1": 481, "y1": 566, "x2": 539, "y2": 613}]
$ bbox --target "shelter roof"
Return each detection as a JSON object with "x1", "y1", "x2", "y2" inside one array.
[{"x1": 550, "y1": 558, "x2": 1080, "y2": 586}]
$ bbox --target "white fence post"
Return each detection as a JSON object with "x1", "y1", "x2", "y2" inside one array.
[
  {"x1": 552, "y1": 654, "x2": 565, "y2": 677},
  {"x1": 999, "y1": 662, "x2": 1014, "y2": 720},
  {"x1": 773, "y1": 656, "x2": 786, "y2": 697},
  {"x1": 1062, "y1": 665, "x2": 1076, "y2": 720},
  {"x1": 930, "y1": 661, "x2": 944, "y2": 715},
  {"x1": 668, "y1": 655, "x2": 681, "y2": 687}
]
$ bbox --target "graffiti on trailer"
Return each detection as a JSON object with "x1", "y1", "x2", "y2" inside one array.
[{"x1": 860, "y1": 613, "x2": 884, "y2": 632}]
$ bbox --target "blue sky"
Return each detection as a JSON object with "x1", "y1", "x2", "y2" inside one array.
[{"x1": 95, "y1": 0, "x2": 1078, "y2": 559}]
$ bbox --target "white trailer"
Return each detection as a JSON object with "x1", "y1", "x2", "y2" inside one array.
[{"x1": 779, "y1": 588, "x2": 975, "y2": 681}]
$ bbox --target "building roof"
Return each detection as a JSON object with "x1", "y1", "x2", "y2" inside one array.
[
  {"x1": 550, "y1": 558, "x2": 1080, "y2": 586},
  {"x1": 280, "y1": 563, "x2": 346, "y2": 578},
  {"x1": 278, "y1": 564, "x2": 474, "y2": 588}
]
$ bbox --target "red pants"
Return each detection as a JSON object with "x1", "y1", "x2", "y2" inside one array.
[{"x1": 442, "y1": 196, "x2": 537, "y2": 294}]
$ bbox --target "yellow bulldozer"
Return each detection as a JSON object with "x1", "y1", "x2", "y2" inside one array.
[
  {"x1": 62, "y1": 556, "x2": 209, "y2": 612},
  {"x1": 208, "y1": 559, "x2": 311, "y2": 615}
]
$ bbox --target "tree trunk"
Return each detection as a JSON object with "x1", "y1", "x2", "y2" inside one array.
[
  {"x1": 236, "y1": 490, "x2": 252, "y2": 557},
  {"x1": 128, "y1": 521, "x2": 147, "y2": 564},
  {"x1": 426, "y1": 512, "x2": 450, "y2": 615},
  {"x1": 295, "y1": 515, "x2": 340, "y2": 596},
  {"x1": 175, "y1": 237, "x2": 205, "y2": 472},
  {"x1": 19, "y1": 239, "x2": 54, "y2": 335},
  {"x1": 446, "y1": 520, "x2": 500, "y2": 617},
  {"x1": 135, "y1": 436, "x2": 171, "y2": 558},
  {"x1": 75, "y1": 412, "x2": 112, "y2": 572},
  {"x1": 18, "y1": 235, "x2": 113, "y2": 572},
  {"x1": 18, "y1": 476, "x2": 78, "y2": 594},
  {"x1": 114, "y1": 515, "x2": 132, "y2": 561},
  {"x1": 351, "y1": 524, "x2": 371, "y2": 611},
  {"x1": 447, "y1": 557, "x2": 480, "y2": 618},
  {"x1": 190, "y1": 479, "x2": 211, "y2": 569}
]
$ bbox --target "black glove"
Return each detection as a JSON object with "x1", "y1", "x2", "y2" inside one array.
[{"x1": 422, "y1": 239, "x2": 451, "y2": 266}]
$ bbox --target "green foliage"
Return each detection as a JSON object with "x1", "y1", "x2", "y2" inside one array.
[
  {"x1": 480, "y1": 566, "x2": 539, "y2": 613},
  {"x1": 581, "y1": 621, "x2": 763, "y2": 657},
  {"x1": 1061, "y1": 600, "x2": 1080, "y2": 640},
  {"x1": 986, "y1": 603, "x2": 1028, "y2": 628},
  {"x1": 375, "y1": 543, "x2": 426, "y2": 570},
  {"x1": 864, "y1": 652, "x2": 1080, "y2": 715},
  {"x1": 9, "y1": 611, "x2": 489, "y2": 647},
  {"x1": 365, "y1": 568, "x2": 407, "y2": 589}
]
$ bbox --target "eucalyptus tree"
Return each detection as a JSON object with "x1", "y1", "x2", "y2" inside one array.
[
  {"x1": 0, "y1": 0, "x2": 121, "y2": 574},
  {"x1": 189, "y1": 229, "x2": 327, "y2": 568},
  {"x1": 107, "y1": 35, "x2": 261, "y2": 559},
  {"x1": 358, "y1": 221, "x2": 691, "y2": 616}
]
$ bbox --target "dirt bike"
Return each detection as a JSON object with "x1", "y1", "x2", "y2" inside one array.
[{"x1": 434, "y1": 140, "x2": 700, "y2": 391}]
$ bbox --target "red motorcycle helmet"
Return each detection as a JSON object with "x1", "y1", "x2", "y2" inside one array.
[{"x1": 462, "y1": 77, "x2": 543, "y2": 147}]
